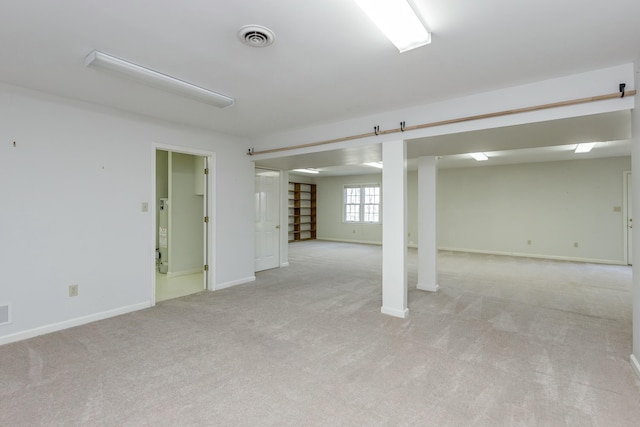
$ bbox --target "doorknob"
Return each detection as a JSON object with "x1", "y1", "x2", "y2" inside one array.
[{"x1": 275, "y1": 225, "x2": 280, "y2": 229}]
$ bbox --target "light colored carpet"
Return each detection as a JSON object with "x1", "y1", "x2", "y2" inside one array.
[{"x1": 1, "y1": 241, "x2": 639, "y2": 426}]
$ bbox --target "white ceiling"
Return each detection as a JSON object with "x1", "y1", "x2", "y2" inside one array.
[{"x1": 1, "y1": 0, "x2": 639, "y2": 141}]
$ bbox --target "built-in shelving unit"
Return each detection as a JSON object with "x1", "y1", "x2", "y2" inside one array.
[{"x1": 288, "y1": 182, "x2": 316, "y2": 242}]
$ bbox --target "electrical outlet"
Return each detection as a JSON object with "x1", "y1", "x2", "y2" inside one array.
[
  {"x1": 527, "y1": 240, "x2": 531, "y2": 245},
  {"x1": 69, "y1": 284, "x2": 78, "y2": 297},
  {"x1": 574, "y1": 242, "x2": 579, "y2": 248}
]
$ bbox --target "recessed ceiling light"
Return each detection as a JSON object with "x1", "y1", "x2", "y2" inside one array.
[
  {"x1": 364, "y1": 162, "x2": 383, "y2": 169},
  {"x1": 292, "y1": 168, "x2": 320, "y2": 174},
  {"x1": 353, "y1": 0, "x2": 431, "y2": 52},
  {"x1": 469, "y1": 152, "x2": 489, "y2": 161},
  {"x1": 575, "y1": 142, "x2": 597, "y2": 153}
]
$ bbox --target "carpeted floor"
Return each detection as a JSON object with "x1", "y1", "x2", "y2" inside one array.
[{"x1": 1, "y1": 241, "x2": 639, "y2": 426}]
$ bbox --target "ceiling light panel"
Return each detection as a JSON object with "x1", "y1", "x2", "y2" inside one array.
[
  {"x1": 364, "y1": 162, "x2": 384, "y2": 169},
  {"x1": 354, "y1": 0, "x2": 431, "y2": 52},
  {"x1": 575, "y1": 142, "x2": 597, "y2": 153},
  {"x1": 85, "y1": 50, "x2": 234, "y2": 108},
  {"x1": 469, "y1": 152, "x2": 489, "y2": 161}
]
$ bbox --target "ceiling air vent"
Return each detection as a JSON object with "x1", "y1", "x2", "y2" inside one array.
[{"x1": 238, "y1": 25, "x2": 275, "y2": 48}]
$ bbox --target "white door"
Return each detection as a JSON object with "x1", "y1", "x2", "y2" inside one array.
[
  {"x1": 626, "y1": 171, "x2": 633, "y2": 265},
  {"x1": 255, "y1": 168, "x2": 280, "y2": 271}
]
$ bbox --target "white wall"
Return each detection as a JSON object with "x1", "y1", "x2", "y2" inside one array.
[
  {"x1": 315, "y1": 157, "x2": 630, "y2": 264},
  {"x1": 631, "y1": 58, "x2": 640, "y2": 375},
  {"x1": 288, "y1": 173, "x2": 316, "y2": 185},
  {"x1": 0, "y1": 83, "x2": 255, "y2": 344},
  {"x1": 437, "y1": 157, "x2": 630, "y2": 264},
  {"x1": 316, "y1": 174, "x2": 383, "y2": 244}
]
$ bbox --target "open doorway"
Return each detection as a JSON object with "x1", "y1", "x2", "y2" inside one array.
[{"x1": 155, "y1": 149, "x2": 210, "y2": 301}]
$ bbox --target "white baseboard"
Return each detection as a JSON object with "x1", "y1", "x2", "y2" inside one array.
[
  {"x1": 167, "y1": 268, "x2": 202, "y2": 278},
  {"x1": 631, "y1": 354, "x2": 640, "y2": 379},
  {"x1": 314, "y1": 240, "x2": 626, "y2": 265},
  {"x1": 417, "y1": 282, "x2": 440, "y2": 292},
  {"x1": 215, "y1": 275, "x2": 256, "y2": 291},
  {"x1": 317, "y1": 238, "x2": 382, "y2": 246},
  {"x1": 280, "y1": 262, "x2": 290, "y2": 268},
  {"x1": 438, "y1": 247, "x2": 626, "y2": 265},
  {"x1": 381, "y1": 306, "x2": 409, "y2": 318},
  {"x1": 0, "y1": 301, "x2": 151, "y2": 346}
]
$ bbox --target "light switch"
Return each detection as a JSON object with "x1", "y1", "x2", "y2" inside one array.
[{"x1": 141, "y1": 202, "x2": 149, "y2": 212}]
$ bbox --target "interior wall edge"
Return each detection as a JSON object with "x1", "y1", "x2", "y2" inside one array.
[
  {"x1": 630, "y1": 354, "x2": 640, "y2": 380},
  {"x1": 214, "y1": 275, "x2": 256, "y2": 291},
  {"x1": 0, "y1": 302, "x2": 151, "y2": 347},
  {"x1": 438, "y1": 247, "x2": 627, "y2": 266}
]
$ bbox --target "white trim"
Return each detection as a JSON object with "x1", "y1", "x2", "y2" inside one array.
[
  {"x1": 0, "y1": 302, "x2": 151, "y2": 346},
  {"x1": 623, "y1": 170, "x2": 632, "y2": 265},
  {"x1": 167, "y1": 268, "x2": 203, "y2": 278},
  {"x1": 381, "y1": 306, "x2": 409, "y2": 318},
  {"x1": 342, "y1": 183, "x2": 382, "y2": 224},
  {"x1": 255, "y1": 167, "x2": 282, "y2": 272},
  {"x1": 312, "y1": 240, "x2": 625, "y2": 265},
  {"x1": 152, "y1": 144, "x2": 217, "y2": 298},
  {"x1": 280, "y1": 262, "x2": 290, "y2": 268},
  {"x1": 438, "y1": 247, "x2": 627, "y2": 266},
  {"x1": 316, "y1": 237, "x2": 382, "y2": 246},
  {"x1": 214, "y1": 276, "x2": 256, "y2": 291},
  {"x1": 631, "y1": 354, "x2": 640, "y2": 379}
]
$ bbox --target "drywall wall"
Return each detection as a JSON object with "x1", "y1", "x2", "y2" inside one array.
[
  {"x1": 631, "y1": 59, "x2": 640, "y2": 376},
  {"x1": 316, "y1": 174, "x2": 383, "y2": 244},
  {"x1": 288, "y1": 173, "x2": 316, "y2": 184},
  {"x1": 316, "y1": 157, "x2": 630, "y2": 264},
  {"x1": 0, "y1": 82, "x2": 254, "y2": 344},
  {"x1": 437, "y1": 157, "x2": 630, "y2": 263}
]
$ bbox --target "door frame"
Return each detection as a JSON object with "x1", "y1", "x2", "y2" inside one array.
[
  {"x1": 255, "y1": 167, "x2": 282, "y2": 272},
  {"x1": 152, "y1": 143, "x2": 216, "y2": 304},
  {"x1": 624, "y1": 170, "x2": 632, "y2": 265}
]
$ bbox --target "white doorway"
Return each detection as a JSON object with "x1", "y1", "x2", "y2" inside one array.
[
  {"x1": 153, "y1": 147, "x2": 214, "y2": 302},
  {"x1": 255, "y1": 168, "x2": 281, "y2": 271},
  {"x1": 625, "y1": 171, "x2": 633, "y2": 265}
]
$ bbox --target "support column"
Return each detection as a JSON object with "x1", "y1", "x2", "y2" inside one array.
[
  {"x1": 381, "y1": 140, "x2": 409, "y2": 318},
  {"x1": 417, "y1": 156, "x2": 440, "y2": 292},
  {"x1": 631, "y1": 60, "x2": 640, "y2": 378}
]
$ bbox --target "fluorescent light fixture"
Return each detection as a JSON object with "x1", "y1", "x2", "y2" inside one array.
[
  {"x1": 469, "y1": 152, "x2": 489, "y2": 161},
  {"x1": 364, "y1": 162, "x2": 384, "y2": 169},
  {"x1": 575, "y1": 142, "x2": 596, "y2": 153},
  {"x1": 354, "y1": 0, "x2": 431, "y2": 52},
  {"x1": 85, "y1": 50, "x2": 234, "y2": 108},
  {"x1": 292, "y1": 168, "x2": 320, "y2": 174}
]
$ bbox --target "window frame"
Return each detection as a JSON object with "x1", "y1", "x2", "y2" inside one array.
[{"x1": 343, "y1": 183, "x2": 381, "y2": 224}]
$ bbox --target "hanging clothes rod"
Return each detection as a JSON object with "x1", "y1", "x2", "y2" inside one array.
[{"x1": 249, "y1": 88, "x2": 636, "y2": 156}]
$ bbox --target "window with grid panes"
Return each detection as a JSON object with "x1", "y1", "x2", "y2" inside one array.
[{"x1": 343, "y1": 184, "x2": 380, "y2": 223}]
